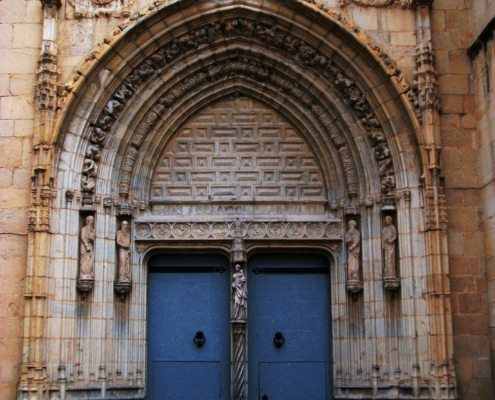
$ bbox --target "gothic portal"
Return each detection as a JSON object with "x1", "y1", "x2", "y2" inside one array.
[{"x1": 18, "y1": 0, "x2": 459, "y2": 399}]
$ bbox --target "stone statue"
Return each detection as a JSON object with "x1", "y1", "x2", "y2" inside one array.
[
  {"x1": 79, "y1": 215, "x2": 95, "y2": 279},
  {"x1": 232, "y1": 264, "x2": 247, "y2": 320},
  {"x1": 382, "y1": 216, "x2": 397, "y2": 278},
  {"x1": 345, "y1": 220, "x2": 361, "y2": 281},
  {"x1": 116, "y1": 220, "x2": 131, "y2": 282}
]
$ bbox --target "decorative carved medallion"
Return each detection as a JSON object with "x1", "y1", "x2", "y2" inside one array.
[
  {"x1": 191, "y1": 223, "x2": 210, "y2": 239},
  {"x1": 247, "y1": 222, "x2": 267, "y2": 239},
  {"x1": 286, "y1": 222, "x2": 305, "y2": 239},
  {"x1": 267, "y1": 222, "x2": 286, "y2": 239},
  {"x1": 135, "y1": 223, "x2": 152, "y2": 238},
  {"x1": 171, "y1": 223, "x2": 191, "y2": 239},
  {"x1": 151, "y1": 223, "x2": 171, "y2": 239}
]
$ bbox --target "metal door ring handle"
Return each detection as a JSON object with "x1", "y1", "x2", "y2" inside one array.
[
  {"x1": 273, "y1": 332, "x2": 285, "y2": 348},
  {"x1": 193, "y1": 331, "x2": 206, "y2": 348}
]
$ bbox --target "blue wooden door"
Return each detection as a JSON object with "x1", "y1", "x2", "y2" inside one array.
[
  {"x1": 248, "y1": 253, "x2": 332, "y2": 400},
  {"x1": 147, "y1": 254, "x2": 231, "y2": 400}
]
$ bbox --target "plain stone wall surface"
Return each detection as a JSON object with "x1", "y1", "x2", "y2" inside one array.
[
  {"x1": 0, "y1": 0, "x2": 42, "y2": 398},
  {"x1": 467, "y1": 0, "x2": 495, "y2": 395}
]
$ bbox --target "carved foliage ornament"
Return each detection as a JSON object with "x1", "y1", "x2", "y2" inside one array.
[
  {"x1": 66, "y1": 0, "x2": 133, "y2": 18},
  {"x1": 339, "y1": 0, "x2": 412, "y2": 8},
  {"x1": 78, "y1": 17, "x2": 401, "y2": 198}
]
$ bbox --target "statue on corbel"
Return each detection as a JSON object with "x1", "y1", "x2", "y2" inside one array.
[
  {"x1": 77, "y1": 215, "x2": 95, "y2": 296},
  {"x1": 382, "y1": 216, "x2": 400, "y2": 290},
  {"x1": 345, "y1": 219, "x2": 363, "y2": 293},
  {"x1": 114, "y1": 220, "x2": 132, "y2": 298},
  {"x1": 230, "y1": 221, "x2": 247, "y2": 321}
]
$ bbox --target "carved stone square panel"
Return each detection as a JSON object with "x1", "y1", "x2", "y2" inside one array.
[{"x1": 151, "y1": 96, "x2": 326, "y2": 204}]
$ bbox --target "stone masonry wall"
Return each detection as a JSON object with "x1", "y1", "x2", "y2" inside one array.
[
  {"x1": 433, "y1": 0, "x2": 494, "y2": 397},
  {"x1": 468, "y1": 0, "x2": 495, "y2": 396},
  {"x1": 0, "y1": 0, "x2": 41, "y2": 397}
]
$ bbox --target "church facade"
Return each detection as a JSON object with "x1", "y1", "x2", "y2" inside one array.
[{"x1": 0, "y1": 0, "x2": 494, "y2": 398}]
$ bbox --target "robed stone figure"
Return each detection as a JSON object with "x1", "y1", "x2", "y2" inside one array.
[
  {"x1": 232, "y1": 264, "x2": 247, "y2": 320},
  {"x1": 382, "y1": 216, "x2": 398, "y2": 278},
  {"x1": 79, "y1": 215, "x2": 95, "y2": 280},
  {"x1": 345, "y1": 220, "x2": 361, "y2": 281},
  {"x1": 116, "y1": 221, "x2": 131, "y2": 282}
]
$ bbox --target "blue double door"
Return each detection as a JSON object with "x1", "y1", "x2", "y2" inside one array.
[{"x1": 147, "y1": 253, "x2": 332, "y2": 400}]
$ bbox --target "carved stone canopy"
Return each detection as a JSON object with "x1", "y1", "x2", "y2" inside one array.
[{"x1": 40, "y1": 0, "x2": 62, "y2": 7}]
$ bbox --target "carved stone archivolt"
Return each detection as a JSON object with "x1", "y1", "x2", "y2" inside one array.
[
  {"x1": 77, "y1": 16, "x2": 404, "y2": 202},
  {"x1": 133, "y1": 221, "x2": 343, "y2": 241}
]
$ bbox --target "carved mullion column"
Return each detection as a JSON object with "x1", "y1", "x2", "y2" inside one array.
[
  {"x1": 412, "y1": 1, "x2": 458, "y2": 398},
  {"x1": 19, "y1": 1, "x2": 62, "y2": 399},
  {"x1": 230, "y1": 221, "x2": 248, "y2": 400}
]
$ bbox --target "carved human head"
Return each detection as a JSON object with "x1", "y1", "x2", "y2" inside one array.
[
  {"x1": 348, "y1": 220, "x2": 357, "y2": 229},
  {"x1": 385, "y1": 216, "x2": 393, "y2": 225},
  {"x1": 122, "y1": 220, "x2": 129, "y2": 230},
  {"x1": 85, "y1": 215, "x2": 94, "y2": 225},
  {"x1": 235, "y1": 264, "x2": 241, "y2": 272}
]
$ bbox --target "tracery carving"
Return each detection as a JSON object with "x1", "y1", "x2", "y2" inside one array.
[{"x1": 77, "y1": 17, "x2": 402, "y2": 200}]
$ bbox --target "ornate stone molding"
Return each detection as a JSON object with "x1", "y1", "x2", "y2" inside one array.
[
  {"x1": 66, "y1": 0, "x2": 134, "y2": 18},
  {"x1": 414, "y1": 42, "x2": 440, "y2": 112},
  {"x1": 339, "y1": 0, "x2": 412, "y2": 8},
  {"x1": 134, "y1": 221, "x2": 343, "y2": 241}
]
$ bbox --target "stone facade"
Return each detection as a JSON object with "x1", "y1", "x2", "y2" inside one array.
[{"x1": 0, "y1": 0, "x2": 493, "y2": 399}]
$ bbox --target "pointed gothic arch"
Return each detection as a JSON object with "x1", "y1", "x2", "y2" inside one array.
[{"x1": 20, "y1": 1, "x2": 457, "y2": 399}]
